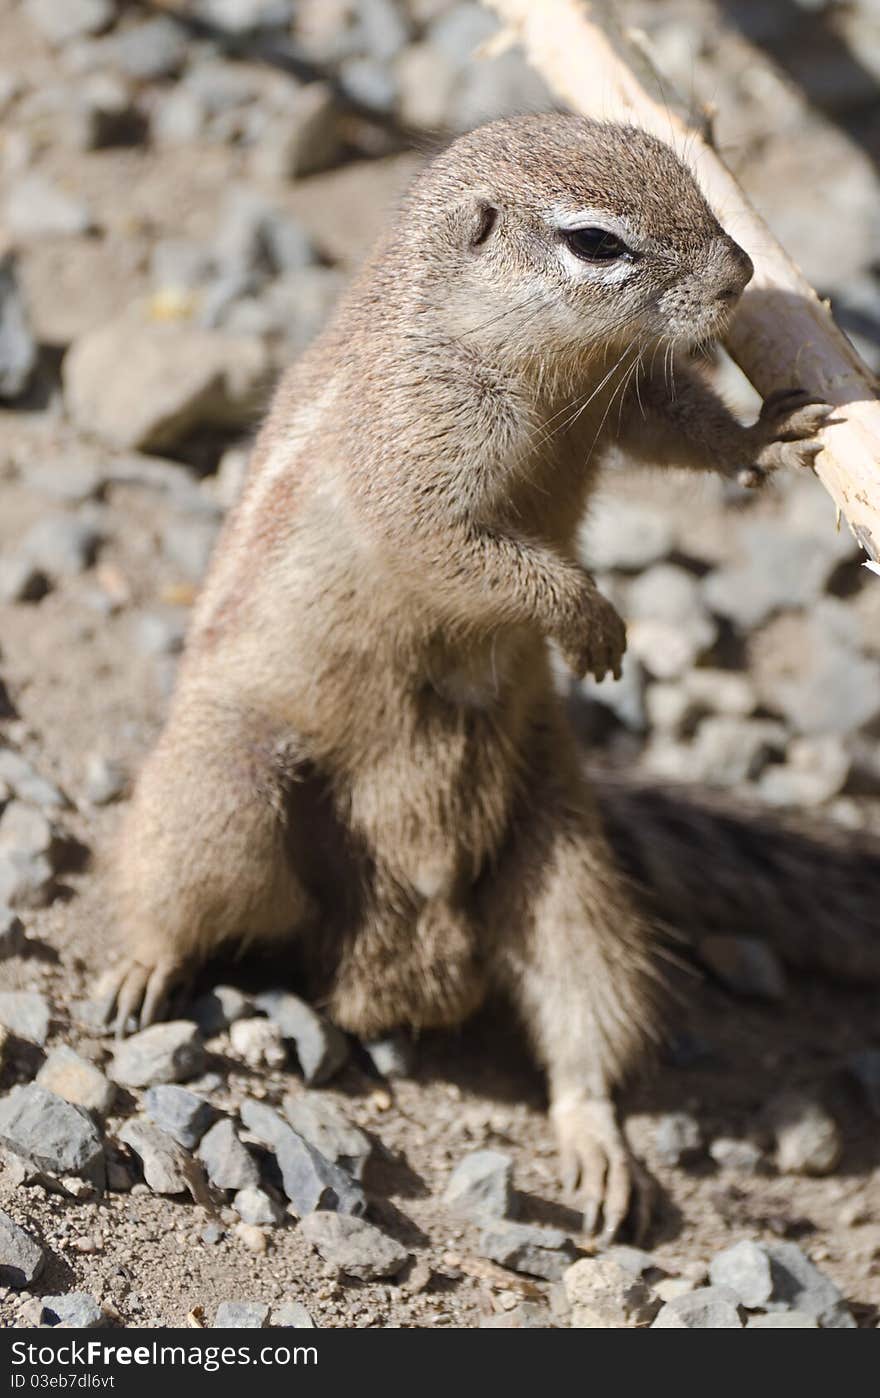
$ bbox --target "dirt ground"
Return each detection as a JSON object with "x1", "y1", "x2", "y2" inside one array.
[{"x1": 1, "y1": 0, "x2": 879, "y2": 1330}]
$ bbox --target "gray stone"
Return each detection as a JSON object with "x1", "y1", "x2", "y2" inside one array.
[
  {"x1": 480, "y1": 1302, "x2": 553, "y2": 1328},
  {"x1": 0, "y1": 990, "x2": 50, "y2": 1045},
  {"x1": 581, "y1": 497, "x2": 675, "y2": 572},
  {"x1": 161, "y1": 516, "x2": 220, "y2": 582},
  {"x1": 652, "y1": 1286, "x2": 743, "y2": 1328},
  {"x1": 37, "y1": 1046, "x2": 115, "y2": 1118},
  {"x1": 750, "y1": 603, "x2": 880, "y2": 737},
  {"x1": 0, "y1": 851, "x2": 54, "y2": 908},
  {"x1": 709, "y1": 1137, "x2": 763, "y2": 1172},
  {"x1": 604, "y1": 1245, "x2": 666, "y2": 1281},
  {"x1": 151, "y1": 239, "x2": 214, "y2": 296},
  {"x1": 0, "y1": 1209, "x2": 45, "y2": 1288},
  {"x1": 255, "y1": 990, "x2": 348, "y2": 1085},
  {"x1": 282, "y1": 1092, "x2": 372, "y2": 1180},
  {"x1": 197, "y1": 0, "x2": 293, "y2": 32},
  {"x1": 143, "y1": 1085, "x2": 217, "y2": 1149},
  {"x1": 0, "y1": 557, "x2": 49, "y2": 604},
  {"x1": 92, "y1": 17, "x2": 188, "y2": 81},
  {"x1": 478, "y1": 1222, "x2": 577, "y2": 1281},
  {"x1": 848, "y1": 1050, "x2": 880, "y2": 1117},
  {"x1": 110, "y1": 1022, "x2": 206, "y2": 1088},
  {"x1": 82, "y1": 753, "x2": 127, "y2": 806},
  {"x1": 0, "y1": 801, "x2": 57, "y2": 861},
  {"x1": 234, "y1": 1185, "x2": 284, "y2": 1226},
  {"x1": 0, "y1": 1083, "x2": 104, "y2": 1185},
  {"x1": 213, "y1": 188, "x2": 315, "y2": 283},
  {"x1": 249, "y1": 84, "x2": 342, "y2": 181},
  {"x1": 0, "y1": 255, "x2": 37, "y2": 401},
  {"x1": 363, "y1": 1033, "x2": 413, "y2": 1079},
  {"x1": 0, "y1": 751, "x2": 66, "y2": 808},
  {"x1": 272, "y1": 1300, "x2": 315, "y2": 1328},
  {"x1": 63, "y1": 315, "x2": 271, "y2": 453},
  {"x1": 758, "y1": 736, "x2": 850, "y2": 809},
  {"x1": 764, "y1": 1092, "x2": 842, "y2": 1176},
  {"x1": 299, "y1": 1212, "x2": 409, "y2": 1281},
  {"x1": 229, "y1": 1016, "x2": 286, "y2": 1069},
  {"x1": 443, "y1": 1149, "x2": 514, "y2": 1221},
  {"x1": 626, "y1": 564, "x2": 717, "y2": 679},
  {"x1": 709, "y1": 1240, "x2": 774, "y2": 1309},
  {"x1": 24, "y1": 0, "x2": 114, "y2": 45},
  {"x1": 192, "y1": 985, "x2": 254, "y2": 1036},
  {"x1": 564, "y1": 1256, "x2": 660, "y2": 1328},
  {"x1": 197, "y1": 1118, "x2": 260, "y2": 1192},
  {"x1": 654, "y1": 1113, "x2": 703, "y2": 1167},
  {"x1": 20, "y1": 515, "x2": 101, "y2": 577},
  {"x1": 764, "y1": 1242, "x2": 855, "y2": 1327},
  {"x1": 274, "y1": 1128, "x2": 366, "y2": 1218},
  {"x1": 238, "y1": 1098, "x2": 291, "y2": 1152},
  {"x1": 214, "y1": 1300, "x2": 270, "y2": 1328},
  {"x1": 118, "y1": 1120, "x2": 192, "y2": 1195},
  {"x1": 40, "y1": 1292, "x2": 104, "y2": 1328},
  {"x1": 698, "y1": 936, "x2": 787, "y2": 1001},
  {"x1": 5, "y1": 174, "x2": 93, "y2": 240},
  {"x1": 132, "y1": 610, "x2": 187, "y2": 658}
]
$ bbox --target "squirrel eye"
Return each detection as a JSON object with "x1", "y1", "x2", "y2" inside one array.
[{"x1": 561, "y1": 227, "x2": 631, "y2": 262}]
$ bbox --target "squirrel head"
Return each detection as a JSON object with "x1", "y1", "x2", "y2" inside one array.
[{"x1": 404, "y1": 114, "x2": 753, "y2": 371}]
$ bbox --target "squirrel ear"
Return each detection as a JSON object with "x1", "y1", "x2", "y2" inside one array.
[{"x1": 469, "y1": 200, "x2": 498, "y2": 248}]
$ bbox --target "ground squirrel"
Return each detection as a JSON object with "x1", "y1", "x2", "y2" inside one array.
[{"x1": 101, "y1": 115, "x2": 833, "y2": 1239}]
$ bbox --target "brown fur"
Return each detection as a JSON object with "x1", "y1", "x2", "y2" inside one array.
[{"x1": 102, "y1": 116, "x2": 831, "y2": 1238}]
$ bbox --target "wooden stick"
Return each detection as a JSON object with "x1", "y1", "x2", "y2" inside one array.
[{"x1": 482, "y1": 0, "x2": 880, "y2": 561}]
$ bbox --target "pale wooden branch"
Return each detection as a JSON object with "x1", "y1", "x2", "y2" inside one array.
[{"x1": 482, "y1": 0, "x2": 880, "y2": 562}]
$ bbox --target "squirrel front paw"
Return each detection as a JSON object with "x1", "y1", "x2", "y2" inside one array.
[
  {"x1": 736, "y1": 388, "x2": 834, "y2": 488},
  {"x1": 557, "y1": 590, "x2": 627, "y2": 683}
]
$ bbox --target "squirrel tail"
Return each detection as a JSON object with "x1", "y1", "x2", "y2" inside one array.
[{"x1": 593, "y1": 770, "x2": 880, "y2": 984}]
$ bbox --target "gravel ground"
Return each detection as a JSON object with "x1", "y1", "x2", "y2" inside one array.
[{"x1": 1, "y1": 0, "x2": 879, "y2": 1329}]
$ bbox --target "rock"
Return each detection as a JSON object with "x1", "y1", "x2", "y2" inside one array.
[
  {"x1": 161, "y1": 516, "x2": 219, "y2": 584},
  {"x1": 764, "y1": 1091, "x2": 842, "y2": 1176},
  {"x1": 5, "y1": 173, "x2": 93, "y2": 240},
  {"x1": 89, "y1": 17, "x2": 188, "y2": 81},
  {"x1": 0, "y1": 802, "x2": 58, "y2": 862},
  {"x1": 0, "y1": 1083, "x2": 104, "y2": 1185},
  {"x1": 750, "y1": 603, "x2": 880, "y2": 737},
  {"x1": 298, "y1": 1212, "x2": 409, "y2": 1281},
  {"x1": 0, "y1": 990, "x2": 50, "y2": 1045},
  {"x1": 192, "y1": 985, "x2": 254, "y2": 1036},
  {"x1": 274, "y1": 1128, "x2": 366, "y2": 1218},
  {"x1": 603, "y1": 1245, "x2": 666, "y2": 1281},
  {"x1": 654, "y1": 1113, "x2": 703, "y2": 1167},
  {"x1": 478, "y1": 1222, "x2": 577, "y2": 1282},
  {"x1": 746, "y1": 1310, "x2": 819, "y2": 1328},
  {"x1": 758, "y1": 736, "x2": 850, "y2": 809},
  {"x1": 362, "y1": 1033, "x2": 413, "y2": 1079},
  {"x1": 0, "y1": 851, "x2": 54, "y2": 909},
  {"x1": 110, "y1": 1022, "x2": 206, "y2": 1088},
  {"x1": 625, "y1": 564, "x2": 717, "y2": 679},
  {"x1": 0, "y1": 751, "x2": 66, "y2": 808},
  {"x1": 213, "y1": 188, "x2": 315, "y2": 283},
  {"x1": 36, "y1": 1046, "x2": 115, "y2": 1118},
  {"x1": 443, "y1": 1149, "x2": 514, "y2": 1221},
  {"x1": 63, "y1": 316, "x2": 272, "y2": 453},
  {"x1": 581, "y1": 497, "x2": 675, "y2": 572},
  {"x1": 0, "y1": 910, "x2": 25, "y2": 959},
  {"x1": 238, "y1": 1098, "x2": 292, "y2": 1152},
  {"x1": 564, "y1": 1256, "x2": 659, "y2": 1328},
  {"x1": 0, "y1": 255, "x2": 37, "y2": 400},
  {"x1": 0, "y1": 557, "x2": 49, "y2": 604},
  {"x1": 40, "y1": 1292, "x2": 105, "y2": 1328},
  {"x1": 197, "y1": 0, "x2": 294, "y2": 32},
  {"x1": 132, "y1": 610, "x2": 187, "y2": 658},
  {"x1": 143, "y1": 1085, "x2": 217, "y2": 1150},
  {"x1": 698, "y1": 935, "x2": 787, "y2": 1001},
  {"x1": 82, "y1": 754, "x2": 127, "y2": 806},
  {"x1": 709, "y1": 1240, "x2": 774, "y2": 1309},
  {"x1": 20, "y1": 515, "x2": 101, "y2": 577},
  {"x1": 254, "y1": 990, "x2": 348, "y2": 1085},
  {"x1": 653, "y1": 1276, "x2": 697, "y2": 1303},
  {"x1": 197, "y1": 1119, "x2": 260, "y2": 1192},
  {"x1": 682, "y1": 669, "x2": 757, "y2": 717},
  {"x1": 234, "y1": 1185, "x2": 284, "y2": 1226},
  {"x1": 229, "y1": 1017, "x2": 287, "y2": 1069},
  {"x1": 847, "y1": 1050, "x2": 880, "y2": 1117},
  {"x1": 214, "y1": 1300, "x2": 270, "y2": 1328},
  {"x1": 282, "y1": 1092, "x2": 372, "y2": 1180},
  {"x1": 709, "y1": 1137, "x2": 763, "y2": 1172},
  {"x1": 704, "y1": 524, "x2": 844, "y2": 629},
  {"x1": 0, "y1": 1209, "x2": 45, "y2": 1288},
  {"x1": 24, "y1": 0, "x2": 114, "y2": 45},
  {"x1": 250, "y1": 83, "x2": 342, "y2": 180},
  {"x1": 651, "y1": 716, "x2": 787, "y2": 788},
  {"x1": 763, "y1": 1242, "x2": 855, "y2": 1327},
  {"x1": 118, "y1": 1120, "x2": 193, "y2": 1195},
  {"x1": 652, "y1": 1286, "x2": 743, "y2": 1327},
  {"x1": 272, "y1": 1301, "x2": 315, "y2": 1328}
]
